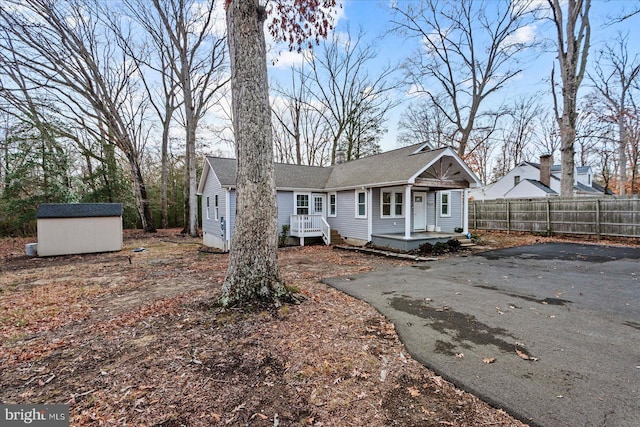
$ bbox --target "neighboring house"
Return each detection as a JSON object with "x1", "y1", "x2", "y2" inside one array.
[
  {"x1": 197, "y1": 143, "x2": 482, "y2": 251},
  {"x1": 470, "y1": 155, "x2": 611, "y2": 200},
  {"x1": 36, "y1": 203, "x2": 123, "y2": 256}
]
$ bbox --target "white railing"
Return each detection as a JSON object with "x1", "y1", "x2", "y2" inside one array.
[{"x1": 289, "y1": 214, "x2": 331, "y2": 246}]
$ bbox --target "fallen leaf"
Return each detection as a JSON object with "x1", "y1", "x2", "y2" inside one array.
[
  {"x1": 407, "y1": 386, "x2": 421, "y2": 397},
  {"x1": 483, "y1": 357, "x2": 496, "y2": 364},
  {"x1": 515, "y1": 347, "x2": 538, "y2": 361},
  {"x1": 455, "y1": 353, "x2": 464, "y2": 358}
]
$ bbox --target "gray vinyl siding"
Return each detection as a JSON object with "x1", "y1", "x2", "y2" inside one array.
[
  {"x1": 372, "y1": 187, "x2": 406, "y2": 234},
  {"x1": 436, "y1": 190, "x2": 463, "y2": 232},
  {"x1": 276, "y1": 191, "x2": 295, "y2": 233},
  {"x1": 327, "y1": 190, "x2": 368, "y2": 241},
  {"x1": 201, "y1": 170, "x2": 227, "y2": 240},
  {"x1": 427, "y1": 192, "x2": 436, "y2": 228},
  {"x1": 228, "y1": 190, "x2": 237, "y2": 238}
]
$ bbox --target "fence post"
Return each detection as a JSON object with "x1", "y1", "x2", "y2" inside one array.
[
  {"x1": 595, "y1": 198, "x2": 601, "y2": 239},
  {"x1": 506, "y1": 200, "x2": 511, "y2": 233},
  {"x1": 546, "y1": 199, "x2": 551, "y2": 235}
]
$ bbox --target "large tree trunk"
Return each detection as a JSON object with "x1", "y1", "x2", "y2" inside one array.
[
  {"x1": 220, "y1": 0, "x2": 292, "y2": 307},
  {"x1": 126, "y1": 152, "x2": 156, "y2": 232}
]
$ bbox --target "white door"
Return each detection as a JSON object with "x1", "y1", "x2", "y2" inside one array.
[
  {"x1": 413, "y1": 192, "x2": 426, "y2": 231},
  {"x1": 312, "y1": 194, "x2": 326, "y2": 217}
]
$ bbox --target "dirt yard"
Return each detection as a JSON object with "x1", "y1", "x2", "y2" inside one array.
[{"x1": 1, "y1": 229, "x2": 634, "y2": 426}]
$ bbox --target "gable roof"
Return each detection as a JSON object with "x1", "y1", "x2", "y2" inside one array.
[
  {"x1": 200, "y1": 157, "x2": 332, "y2": 191},
  {"x1": 37, "y1": 203, "x2": 123, "y2": 219},
  {"x1": 524, "y1": 179, "x2": 557, "y2": 194},
  {"x1": 198, "y1": 143, "x2": 482, "y2": 194}
]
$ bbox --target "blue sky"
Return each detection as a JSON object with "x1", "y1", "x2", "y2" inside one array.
[{"x1": 268, "y1": 0, "x2": 640, "y2": 153}]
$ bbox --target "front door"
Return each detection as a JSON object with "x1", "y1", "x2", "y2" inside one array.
[
  {"x1": 413, "y1": 192, "x2": 426, "y2": 231},
  {"x1": 312, "y1": 194, "x2": 326, "y2": 218}
]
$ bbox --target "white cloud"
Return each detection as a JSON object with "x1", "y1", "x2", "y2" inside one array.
[{"x1": 504, "y1": 24, "x2": 538, "y2": 48}]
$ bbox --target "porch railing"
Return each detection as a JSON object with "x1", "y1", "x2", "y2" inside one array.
[{"x1": 289, "y1": 214, "x2": 330, "y2": 246}]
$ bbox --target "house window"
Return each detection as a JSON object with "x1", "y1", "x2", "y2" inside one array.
[
  {"x1": 440, "y1": 191, "x2": 451, "y2": 217},
  {"x1": 214, "y1": 195, "x2": 219, "y2": 221},
  {"x1": 355, "y1": 190, "x2": 367, "y2": 218},
  {"x1": 514, "y1": 175, "x2": 521, "y2": 186},
  {"x1": 329, "y1": 193, "x2": 337, "y2": 217},
  {"x1": 382, "y1": 191, "x2": 392, "y2": 216},
  {"x1": 395, "y1": 193, "x2": 403, "y2": 216},
  {"x1": 206, "y1": 196, "x2": 210, "y2": 220},
  {"x1": 381, "y1": 190, "x2": 404, "y2": 218},
  {"x1": 296, "y1": 193, "x2": 309, "y2": 214}
]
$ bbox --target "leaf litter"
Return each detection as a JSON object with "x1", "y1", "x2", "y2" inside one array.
[{"x1": 0, "y1": 229, "x2": 594, "y2": 426}]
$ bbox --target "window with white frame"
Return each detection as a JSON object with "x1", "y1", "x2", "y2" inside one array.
[
  {"x1": 380, "y1": 190, "x2": 404, "y2": 218},
  {"x1": 214, "y1": 195, "x2": 219, "y2": 221},
  {"x1": 329, "y1": 192, "x2": 337, "y2": 217},
  {"x1": 295, "y1": 193, "x2": 309, "y2": 214},
  {"x1": 355, "y1": 190, "x2": 367, "y2": 218},
  {"x1": 206, "y1": 196, "x2": 210, "y2": 220},
  {"x1": 440, "y1": 191, "x2": 451, "y2": 217}
]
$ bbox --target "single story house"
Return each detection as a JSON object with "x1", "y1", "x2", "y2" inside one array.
[
  {"x1": 470, "y1": 154, "x2": 612, "y2": 200},
  {"x1": 36, "y1": 203, "x2": 123, "y2": 256},
  {"x1": 197, "y1": 143, "x2": 482, "y2": 251}
]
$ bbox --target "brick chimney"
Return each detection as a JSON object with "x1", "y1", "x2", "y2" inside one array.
[
  {"x1": 335, "y1": 150, "x2": 346, "y2": 165},
  {"x1": 539, "y1": 154, "x2": 552, "y2": 188}
]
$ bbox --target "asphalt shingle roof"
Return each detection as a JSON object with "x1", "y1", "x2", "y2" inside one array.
[
  {"x1": 204, "y1": 144, "x2": 478, "y2": 191},
  {"x1": 37, "y1": 203, "x2": 123, "y2": 218},
  {"x1": 207, "y1": 157, "x2": 332, "y2": 189}
]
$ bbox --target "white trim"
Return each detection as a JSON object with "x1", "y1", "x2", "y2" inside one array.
[
  {"x1": 225, "y1": 189, "x2": 231, "y2": 246},
  {"x1": 355, "y1": 190, "x2": 367, "y2": 218},
  {"x1": 440, "y1": 191, "x2": 452, "y2": 217},
  {"x1": 408, "y1": 147, "x2": 482, "y2": 186},
  {"x1": 367, "y1": 188, "x2": 373, "y2": 241},
  {"x1": 294, "y1": 192, "x2": 311, "y2": 215},
  {"x1": 206, "y1": 196, "x2": 210, "y2": 220},
  {"x1": 379, "y1": 187, "x2": 405, "y2": 219},
  {"x1": 463, "y1": 189, "x2": 469, "y2": 233},
  {"x1": 328, "y1": 192, "x2": 337, "y2": 217},
  {"x1": 404, "y1": 185, "x2": 412, "y2": 239}
]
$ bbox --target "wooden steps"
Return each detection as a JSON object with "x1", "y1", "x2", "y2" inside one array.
[
  {"x1": 456, "y1": 238, "x2": 476, "y2": 248},
  {"x1": 330, "y1": 229, "x2": 344, "y2": 245}
]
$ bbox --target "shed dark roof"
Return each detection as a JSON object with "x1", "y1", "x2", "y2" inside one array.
[{"x1": 37, "y1": 203, "x2": 123, "y2": 219}]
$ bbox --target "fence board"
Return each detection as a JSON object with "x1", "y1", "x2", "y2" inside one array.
[{"x1": 470, "y1": 196, "x2": 640, "y2": 238}]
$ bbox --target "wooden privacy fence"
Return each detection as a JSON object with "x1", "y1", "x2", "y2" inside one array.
[{"x1": 470, "y1": 197, "x2": 640, "y2": 238}]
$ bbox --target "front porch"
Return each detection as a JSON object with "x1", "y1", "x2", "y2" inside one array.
[
  {"x1": 289, "y1": 214, "x2": 331, "y2": 246},
  {"x1": 371, "y1": 231, "x2": 462, "y2": 252}
]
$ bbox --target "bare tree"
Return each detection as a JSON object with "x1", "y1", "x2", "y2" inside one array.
[
  {"x1": 305, "y1": 29, "x2": 398, "y2": 163},
  {"x1": 532, "y1": 111, "x2": 561, "y2": 158},
  {"x1": 397, "y1": 96, "x2": 456, "y2": 148},
  {"x1": 0, "y1": 0, "x2": 156, "y2": 231},
  {"x1": 500, "y1": 96, "x2": 542, "y2": 167},
  {"x1": 391, "y1": 0, "x2": 541, "y2": 157},
  {"x1": 548, "y1": 0, "x2": 591, "y2": 196},
  {"x1": 271, "y1": 64, "x2": 331, "y2": 166},
  {"x1": 221, "y1": 0, "x2": 336, "y2": 307},
  {"x1": 141, "y1": 0, "x2": 228, "y2": 236},
  {"x1": 588, "y1": 34, "x2": 640, "y2": 195}
]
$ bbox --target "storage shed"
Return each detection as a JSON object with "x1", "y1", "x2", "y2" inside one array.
[{"x1": 36, "y1": 203, "x2": 123, "y2": 256}]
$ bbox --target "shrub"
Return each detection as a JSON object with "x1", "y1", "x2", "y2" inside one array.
[{"x1": 447, "y1": 239, "x2": 462, "y2": 252}]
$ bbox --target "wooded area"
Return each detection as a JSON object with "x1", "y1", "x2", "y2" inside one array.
[
  {"x1": 470, "y1": 196, "x2": 640, "y2": 238},
  {"x1": 1, "y1": 0, "x2": 638, "y2": 238}
]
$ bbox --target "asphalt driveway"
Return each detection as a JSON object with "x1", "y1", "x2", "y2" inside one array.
[{"x1": 323, "y1": 242, "x2": 640, "y2": 427}]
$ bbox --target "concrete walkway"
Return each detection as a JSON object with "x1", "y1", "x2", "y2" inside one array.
[{"x1": 323, "y1": 243, "x2": 640, "y2": 427}]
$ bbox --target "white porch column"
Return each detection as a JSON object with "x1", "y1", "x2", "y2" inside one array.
[
  {"x1": 367, "y1": 188, "x2": 373, "y2": 241},
  {"x1": 404, "y1": 184, "x2": 412, "y2": 239},
  {"x1": 463, "y1": 188, "x2": 470, "y2": 234}
]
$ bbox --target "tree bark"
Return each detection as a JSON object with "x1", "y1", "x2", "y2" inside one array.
[{"x1": 220, "y1": 0, "x2": 291, "y2": 307}]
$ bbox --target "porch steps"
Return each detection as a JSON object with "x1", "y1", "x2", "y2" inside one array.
[
  {"x1": 456, "y1": 238, "x2": 476, "y2": 248},
  {"x1": 330, "y1": 229, "x2": 344, "y2": 245}
]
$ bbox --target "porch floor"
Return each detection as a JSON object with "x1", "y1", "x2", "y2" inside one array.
[{"x1": 371, "y1": 232, "x2": 461, "y2": 252}]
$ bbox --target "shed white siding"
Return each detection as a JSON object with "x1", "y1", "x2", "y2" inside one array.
[{"x1": 37, "y1": 216, "x2": 122, "y2": 256}]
